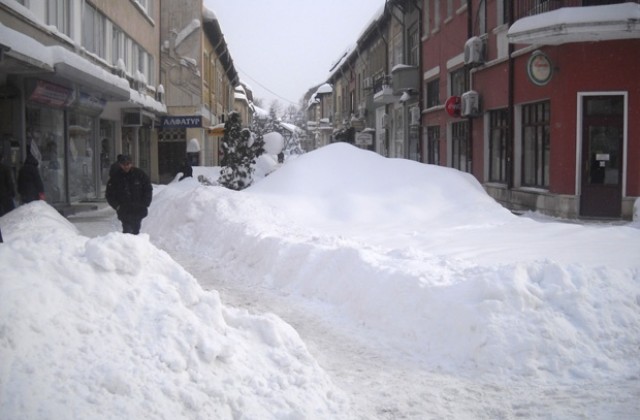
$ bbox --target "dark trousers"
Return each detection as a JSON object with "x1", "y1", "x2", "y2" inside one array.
[
  {"x1": 121, "y1": 218, "x2": 142, "y2": 235},
  {"x1": 0, "y1": 227, "x2": 3, "y2": 243}
]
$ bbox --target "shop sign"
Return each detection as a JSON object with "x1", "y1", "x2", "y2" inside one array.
[
  {"x1": 28, "y1": 80, "x2": 72, "y2": 108},
  {"x1": 160, "y1": 115, "x2": 202, "y2": 128},
  {"x1": 527, "y1": 51, "x2": 553, "y2": 86},
  {"x1": 445, "y1": 96, "x2": 461, "y2": 118},
  {"x1": 72, "y1": 92, "x2": 106, "y2": 116},
  {"x1": 355, "y1": 132, "x2": 373, "y2": 146}
]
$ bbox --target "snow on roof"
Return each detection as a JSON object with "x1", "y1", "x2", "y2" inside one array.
[
  {"x1": 129, "y1": 89, "x2": 167, "y2": 114},
  {"x1": 202, "y1": 6, "x2": 217, "y2": 22},
  {"x1": 0, "y1": 22, "x2": 53, "y2": 70},
  {"x1": 252, "y1": 105, "x2": 269, "y2": 118},
  {"x1": 508, "y1": 3, "x2": 640, "y2": 45},
  {"x1": 316, "y1": 83, "x2": 333, "y2": 94},
  {"x1": 0, "y1": 23, "x2": 130, "y2": 95},
  {"x1": 278, "y1": 122, "x2": 303, "y2": 134}
]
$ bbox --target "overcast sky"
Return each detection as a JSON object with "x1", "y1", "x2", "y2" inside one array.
[{"x1": 204, "y1": 0, "x2": 386, "y2": 110}]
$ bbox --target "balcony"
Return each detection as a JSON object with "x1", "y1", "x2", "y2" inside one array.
[
  {"x1": 391, "y1": 65, "x2": 419, "y2": 95},
  {"x1": 508, "y1": 1, "x2": 640, "y2": 45},
  {"x1": 373, "y1": 75, "x2": 398, "y2": 105},
  {"x1": 513, "y1": 0, "x2": 639, "y2": 20}
]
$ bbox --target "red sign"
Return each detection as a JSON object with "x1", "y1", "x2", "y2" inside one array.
[
  {"x1": 445, "y1": 96, "x2": 461, "y2": 118},
  {"x1": 29, "y1": 80, "x2": 72, "y2": 108}
]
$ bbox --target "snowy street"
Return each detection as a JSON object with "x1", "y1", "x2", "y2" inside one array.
[
  {"x1": 2, "y1": 144, "x2": 640, "y2": 419},
  {"x1": 70, "y1": 202, "x2": 640, "y2": 420}
]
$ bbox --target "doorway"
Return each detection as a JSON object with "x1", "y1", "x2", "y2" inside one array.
[{"x1": 580, "y1": 95, "x2": 624, "y2": 218}]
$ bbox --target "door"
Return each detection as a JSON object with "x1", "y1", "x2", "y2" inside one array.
[{"x1": 580, "y1": 95, "x2": 624, "y2": 218}]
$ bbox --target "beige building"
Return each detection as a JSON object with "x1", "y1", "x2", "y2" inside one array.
[
  {"x1": 158, "y1": 0, "x2": 238, "y2": 181},
  {"x1": 0, "y1": 0, "x2": 165, "y2": 213}
]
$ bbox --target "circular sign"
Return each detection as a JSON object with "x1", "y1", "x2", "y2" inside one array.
[
  {"x1": 527, "y1": 51, "x2": 553, "y2": 86},
  {"x1": 445, "y1": 96, "x2": 461, "y2": 118}
]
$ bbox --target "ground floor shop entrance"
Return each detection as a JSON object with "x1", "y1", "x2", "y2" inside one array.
[{"x1": 580, "y1": 94, "x2": 624, "y2": 218}]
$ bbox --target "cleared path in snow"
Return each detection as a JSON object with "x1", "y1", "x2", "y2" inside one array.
[{"x1": 70, "y1": 208, "x2": 639, "y2": 419}]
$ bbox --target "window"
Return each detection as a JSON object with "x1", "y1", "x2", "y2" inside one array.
[
  {"x1": 391, "y1": 31, "x2": 403, "y2": 68},
  {"x1": 112, "y1": 26, "x2": 123, "y2": 67},
  {"x1": 489, "y1": 109, "x2": 509, "y2": 182},
  {"x1": 450, "y1": 67, "x2": 468, "y2": 97},
  {"x1": 522, "y1": 101, "x2": 550, "y2": 187},
  {"x1": 135, "y1": 0, "x2": 154, "y2": 16},
  {"x1": 147, "y1": 54, "x2": 155, "y2": 86},
  {"x1": 138, "y1": 46, "x2": 146, "y2": 75},
  {"x1": 48, "y1": 0, "x2": 71, "y2": 36},
  {"x1": 83, "y1": 3, "x2": 106, "y2": 59},
  {"x1": 478, "y1": 0, "x2": 487, "y2": 34},
  {"x1": 447, "y1": 0, "x2": 454, "y2": 19},
  {"x1": 425, "y1": 79, "x2": 440, "y2": 108},
  {"x1": 433, "y1": 0, "x2": 441, "y2": 32},
  {"x1": 452, "y1": 121, "x2": 471, "y2": 173},
  {"x1": 203, "y1": 52, "x2": 210, "y2": 86},
  {"x1": 423, "y1": 0, "x2": 430, "y2": 36},
  {"x1": 498, "y1": 0, "x2": 509, "y2": 25},
  {"x1": 408, "y1": 23, "x2": 419, "y2": 67},
  {"x1": 426, "y1": 125, "x2": 440, "y2": 164}
]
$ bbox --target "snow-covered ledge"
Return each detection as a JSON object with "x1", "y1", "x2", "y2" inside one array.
[{"x1": 508, "y1": 3, "x2": 640, "y2": 45}]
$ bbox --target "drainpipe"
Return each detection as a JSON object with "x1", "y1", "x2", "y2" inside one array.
[
  {"x1": 467, "y1": 0, "x2": 474, "y2": 174},
  {"x1": 413, "y1": 0, "x2": 423, "y2": 161},
  {"x1": 507, "y1": 2, "x2": 514, "y2": 189},
  {"x1": 377, "y1": 5, "x2": 391, "y2": 156}
]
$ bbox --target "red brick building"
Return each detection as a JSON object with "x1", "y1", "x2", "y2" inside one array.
[{"x1": 422, "y1": 0, "x2": 640, "y2": 219}]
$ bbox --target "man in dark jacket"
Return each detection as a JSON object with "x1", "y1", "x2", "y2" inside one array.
[
  {"x1": 17, "y1": 146, "x2": 45, "y2": 204},
  {"x1": 106, "y1": 155, "x2": 152, "y2": 235},
  {"x1": 0, "y1": 150, "x2": 16, "y2": 216}
]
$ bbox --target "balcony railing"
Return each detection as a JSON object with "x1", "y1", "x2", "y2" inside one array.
[{"x1": 513, "y1": 0, "x2": 640, "y2": 21}]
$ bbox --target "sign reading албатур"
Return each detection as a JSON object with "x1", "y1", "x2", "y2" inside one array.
[{"x1": 160, "y1": 116, "x2": 202, "y2": 128}]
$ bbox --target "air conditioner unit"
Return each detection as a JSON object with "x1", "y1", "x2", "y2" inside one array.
[
  {"x1": 410, "y1": 106, "x2": 420, "y2": 126},
  {"x1": 464, "y1": 36, "x2": 485, "y2": 66},
  {"x1": 461, "y1": 91, "x2": 481, "y2": 117}
]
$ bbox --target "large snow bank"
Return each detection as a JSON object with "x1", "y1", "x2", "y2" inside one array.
[
  {"x1": 0, "y1": 202, "x2": 351, "y2": 419},
  {"x1": 146, "y1": 143, "x2": 640, "y2": 383}
]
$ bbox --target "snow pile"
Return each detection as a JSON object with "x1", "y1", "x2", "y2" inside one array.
[
  {"x1": 147, "y1": 143, "x2": 640, "y2": 383},
  {"x1": 0, "y1": 202, "x2": 351, "y2": 419},
  {"x1": 2, "y1": 143, "x2": 639, "y2": 418}
]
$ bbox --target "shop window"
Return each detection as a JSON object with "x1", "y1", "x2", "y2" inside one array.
[
  {"x1": 68, "y1": 112, "x2": 96, "y2": 202},
  {"x1": 489, "y1": 109, "x2": 509, "y2": 183},
  {"x1": 25, "y1": 106, "x2": 66, "y2": 203},
  {"x1": 522, "y1": 101, "x2": 550, "y2": 188},
  {"x1": 451, "y1": 120, "x2": 471, "y2": 173}
]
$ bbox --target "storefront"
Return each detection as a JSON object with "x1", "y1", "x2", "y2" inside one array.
[
  {"x1": 21, "y1": 80, "x2": 120, "y2": 205},
  {"x1": 157, "y1": 115, "x2": 203, "y2": 183}
]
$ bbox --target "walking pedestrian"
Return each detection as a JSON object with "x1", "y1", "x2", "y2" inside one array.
[
  {"x1": 106, "y1": 154, "x2": 152, "y2": 235},
  {"x1": 0, "y1": 150, "x2": 16, "y2": 216},
  {"x1": 109, "y1": 154, "x2": 124, "y2": 179},
  {"x1": 178, "y1": 158, "x2": 193, "y2": 181},
  {"x1": 17, "y1": 146, "x2": 45, "y2": 204}
]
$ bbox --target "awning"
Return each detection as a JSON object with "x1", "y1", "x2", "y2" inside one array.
[
  {"x1": 54, "y1": 61, "x2": 129, "y2": 101},
  {"x1": 208, "y1": 124, "x2": 225, "y2": 136}
]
